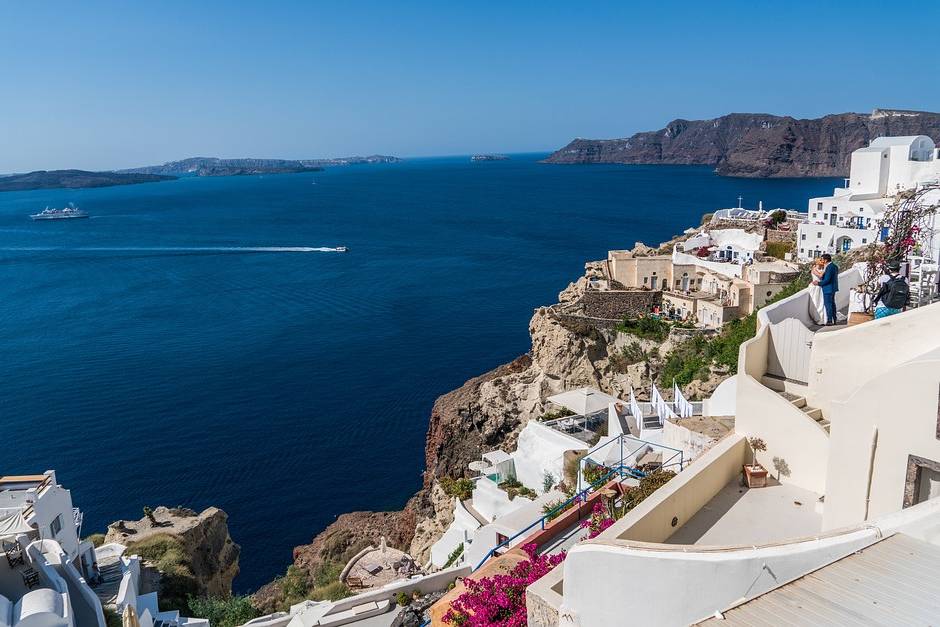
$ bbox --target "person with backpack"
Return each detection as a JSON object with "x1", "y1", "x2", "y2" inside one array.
[{"x1": 872, "y1": 260, "x2": 910, "y2": 319}]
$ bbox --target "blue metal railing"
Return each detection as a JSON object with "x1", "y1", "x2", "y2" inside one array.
[{"x1": 470, "y1": 433, "x2": 683, "y2": 573}]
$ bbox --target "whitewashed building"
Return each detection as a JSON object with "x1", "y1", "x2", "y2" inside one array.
[
  {"x1": 797, "y1": 135, "x2": 940, "y2": 260},
  {"x1": 526, "y1": 270, "x2": 940, "y2": 625}
]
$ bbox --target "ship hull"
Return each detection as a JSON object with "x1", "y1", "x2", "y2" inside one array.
[{"x1": 30, "y1": 214, "x2": 90, "y2": 221}]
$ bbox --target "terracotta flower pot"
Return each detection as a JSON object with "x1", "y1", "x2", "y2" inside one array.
[{"x1": 743, "y1": 464, "x2": 768, "y2": 488}]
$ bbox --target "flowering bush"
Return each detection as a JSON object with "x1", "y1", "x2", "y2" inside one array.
[
  {"x1": 579, "y1": 501, "x2": 615, "y2": 539},
  {"x1": 442, "y1": 543, "x2": 566, "y2": 626},
  {"x1": 582, "y1": 463, "x2": 612, "y2": 486}
]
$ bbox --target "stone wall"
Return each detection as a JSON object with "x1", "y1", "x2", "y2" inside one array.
[
  {"x1": 580, "y1": 290, "x2": 662, "y2": 320},
  {"x1": 766, "y1": 228, "x2": 797, "y2": 244},
  {"x1": 708, "y1": 218, "x2": 766, "y2": 233}
]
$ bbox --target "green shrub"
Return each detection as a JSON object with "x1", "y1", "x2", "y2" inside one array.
[
  {"x1": 103, "y1": 608, "x2": 123, "y2": 627},
  {"x1": 125, "y1": 534, "x2": 196, "y2": 612},
  {"x1": 443, "y1": 543, "x2": 464, "y2": 568},
  {"x1": 537, "y1": 407, "x2": 575, "y2": 422},
  {"x1": 623, "y1": 471, "x2": 676, "y2": 511},
  {"x1": 616, "y1": 316, "x2": 670, "y2": 342},
  {"x1": 396, "y1": 591, "x2": 410, "y2": 607},
  {"x1": 440, "y1": 476, "x2": 474, "y2": 501},
  {"x1": 583, "y1": 463, "x2": 613, "y2": 486},
  {"x1": 312, "y1": 560, "x2": 343, "y2": 588},
  {"x1": 609, "y1": 342, "x2": 648, "y2": 372},
  {"x1": 769, "y1": 209, "x2": 787, "y2": 225},
  {"x1": 498, "y1": 477, "x2": 537, "y2": 500},
  {"x1": 542, "y1": 472, "x2": 556, "y2": 494},
  {"x1": 309, "y1": 581, "x2": 352, "y2": 602},
  {"x1": 765, "y1": 241, "x2": 793, "y2": 259},
  {"x1": 85, "y1": 533, "x2": 106, "y2": 548},
  {"x1": 187, "y1": 596, "x2": 261, "y2": 627},
  {"x1": 542, "y1": 498, "x2": 575, "y2": 522},
  {"x1": 279, "y1": 565, "x2": 309, "y2": 600}
]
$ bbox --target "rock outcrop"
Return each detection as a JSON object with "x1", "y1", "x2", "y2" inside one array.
[
  {"x1": 543, "y1": 109, "x2": 940, "y2": 177},
  {"x1": 105, "y1": 506, "x2": 240, "y2": 600}
]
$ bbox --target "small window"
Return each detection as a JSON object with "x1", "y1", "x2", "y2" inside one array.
[
  {"x1": 50, "y1": 514, "x2": 62, "y2": 537},
  {"x1": 823, "y1": 213, "x2": 828, "y2": 220},
  {"x1": 800, "y1": 248, "x2": 804, "y2": 253},
  {"x1": 766, "y1": 291, "x2": 772, "y2": 297},
  {"x1": 801, "y1": 233, "x2": 806, "y2": 240},
  {"x1": 817, "y1": 232, "x2": 822, "y2": 238},
  {"x1": 862, "y1": 238, "x2": 867, "y2": 244},
  {"x1": 643, "y1": 277, "x2": 648, "y2": 284},
  {"x1": 817, "y1": 202, "x2": 822, "y2": 210}
]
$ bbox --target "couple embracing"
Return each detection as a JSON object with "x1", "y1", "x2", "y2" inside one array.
[{"x1": 809, "y1": 254, "x2": 839, "y2": 326}]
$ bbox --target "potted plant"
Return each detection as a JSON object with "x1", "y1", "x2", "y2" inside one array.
[{"x1": 743, "y1": 437, "x2": 768, "y2": 488}]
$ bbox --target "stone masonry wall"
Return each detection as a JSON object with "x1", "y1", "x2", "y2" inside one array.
[{"x1": 580, "y1": 290, "x2": 662, "y2": 320}]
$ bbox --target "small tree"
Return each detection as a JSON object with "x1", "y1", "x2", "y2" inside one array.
[
  {"x1": 542, "y1": 472, "x2": 556, "y2": 494},
  {"x1": 749, "y1": 437, "x2": 767, "y2": 467},
  {"x1": 142, "y1": 506, "x2": 157, "y2": 526}
]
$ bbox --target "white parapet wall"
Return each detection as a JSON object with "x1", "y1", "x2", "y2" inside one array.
[
  {"x1": 558, "y1": 489, "x2": 940, "y2": 626},
  {"x1": 613, "y1": 434, "x2": 746, "y2": 544},
  {"x1": 823, "y1": 345, "x2": 940, "y2": 530},
  {"x1": 807, "y1": 300, "x2": 940, "y2": 417}
]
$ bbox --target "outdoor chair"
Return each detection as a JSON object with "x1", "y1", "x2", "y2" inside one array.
[
  {"x1": 3, "y1": 541, "x2": 24, "y2": 568},
  {"x1": 22, "y1": 567, "x2": 40, "y2": 589}
]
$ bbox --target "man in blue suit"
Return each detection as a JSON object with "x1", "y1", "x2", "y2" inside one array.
[{"x1": 815, "y1": 253, "x2": 839, "y2": 325}]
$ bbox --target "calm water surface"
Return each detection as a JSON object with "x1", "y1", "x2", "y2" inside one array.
[{"x1": 0, "y1": 155, "x2": 839, "y2": 590}]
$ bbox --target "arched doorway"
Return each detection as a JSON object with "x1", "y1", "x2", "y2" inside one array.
[{"x1": 835, "y1": 236, "x2": 854, "y2": 253}]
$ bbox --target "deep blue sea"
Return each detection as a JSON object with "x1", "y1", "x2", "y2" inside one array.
[{"x1": 0, "y1": 154, "x2": 839, "y2": 591}]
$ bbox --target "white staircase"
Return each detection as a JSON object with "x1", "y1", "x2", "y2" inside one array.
[{"x1": 760, "y1": 374, "x2": 830, "y2": 434}]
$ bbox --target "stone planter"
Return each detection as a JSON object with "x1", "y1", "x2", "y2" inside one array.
[{"x1": 743, "y1": 464, "x2": 768, "y2": 488}]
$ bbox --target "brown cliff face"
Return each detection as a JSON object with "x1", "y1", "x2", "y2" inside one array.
[
  {"x1": 543, "y1": 109, "x2": 940, "y2": 177},
  {"x1": 105, "y1": 506, "x2": 240, "y2": 603}
]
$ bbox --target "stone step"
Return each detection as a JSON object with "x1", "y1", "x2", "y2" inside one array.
[{"x1": 803, "y1": 407, "x2": 823, "y2": 421}]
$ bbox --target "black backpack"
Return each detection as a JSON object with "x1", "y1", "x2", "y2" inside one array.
[{"x1": 883, "y1": 276, "x2": 910, "y2": 309}]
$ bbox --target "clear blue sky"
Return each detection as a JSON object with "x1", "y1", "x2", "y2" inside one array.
[{"x1": 2, "y1": 1, "x2": 939, "y2": 171}]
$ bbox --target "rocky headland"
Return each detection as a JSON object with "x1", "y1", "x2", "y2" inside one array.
[
  {"x1": 543, "y1": 109, "x2": 940, "y2": 177},
  {"x1": 105, "y1": 506, "x2": 240, "y2": 609},
  {"x1": 0, "y1": 169, "x2": 176, "y2": 192}
]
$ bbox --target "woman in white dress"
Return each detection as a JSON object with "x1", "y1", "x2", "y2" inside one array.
[{"x1": 808, "y1": 258, "x2": 827, "y2": 324}]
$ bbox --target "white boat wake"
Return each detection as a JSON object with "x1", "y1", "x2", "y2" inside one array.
[{"x1": 0, "y1": 246, "x2": 346, "y2": 253}]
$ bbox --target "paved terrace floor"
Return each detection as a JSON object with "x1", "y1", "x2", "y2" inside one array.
[{"x1": 665, "y1": 478, "x2": 822, "y2": 546}]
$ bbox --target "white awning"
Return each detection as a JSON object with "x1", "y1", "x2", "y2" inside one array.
[
  {"x1": 0, "y1": 510, "x2": 35, "y2": 541},
  {"x1": 547, "y1": 388, "x2": 619, "y2": 415}
]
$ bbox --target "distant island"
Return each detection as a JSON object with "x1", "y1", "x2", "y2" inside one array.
[
  {"x1": 471, "y1": 154, "x2": 509, "y2": 162},
  {"x1": 543, "y1": 109, "x2": 940, "y2": 177},
  {"x1": 119, "y1": 157, "x2": 323, "y2": 177},
  {"x1": 120, "y1": 155, "x2": 402, "y2": 177},
  {"x1": 301, "y1": 155, "x2": 403, "y2": 166},
  {"x1": 0, "y1": 169, "x2": 176, "y2": 192}
]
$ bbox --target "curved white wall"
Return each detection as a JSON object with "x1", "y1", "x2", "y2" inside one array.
[{"x1": 560, "y1": 497, "x2": 940, "y2": 627}]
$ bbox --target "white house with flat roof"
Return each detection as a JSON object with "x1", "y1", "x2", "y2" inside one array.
[
  {"x1": 797, "y1": 135, "x2": 940, "y2": 260},
  {"x1": 0, "y1": 473, "x2": 208, "y2": 627}
]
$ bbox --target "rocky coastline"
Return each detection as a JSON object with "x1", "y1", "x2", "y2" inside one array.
[{"x1": 542, "y1": 109, "x2": 940, "y2": 177}]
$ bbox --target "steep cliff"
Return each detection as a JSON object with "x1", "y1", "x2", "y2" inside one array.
[
  {"x1": 105, "y1": 506, "x2": 240, "y2": 606},
  {"x1": 543, "y1": 109, "x2": 940, "y2": 177}
]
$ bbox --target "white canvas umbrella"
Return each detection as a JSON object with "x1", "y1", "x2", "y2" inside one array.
[
  {"x1": 547, "y1": 388, "x2": 619, "y2": 416},
  {"x1": 0, "y1": 511, "x2": 34, "y2": 541}
]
